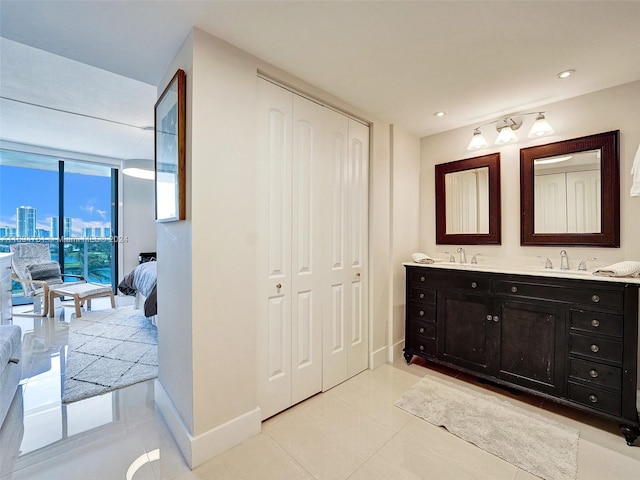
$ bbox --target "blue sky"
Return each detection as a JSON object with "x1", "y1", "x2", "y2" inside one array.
[{"x1": 0, "y1": 164, "x2": 112, "y2": 235}]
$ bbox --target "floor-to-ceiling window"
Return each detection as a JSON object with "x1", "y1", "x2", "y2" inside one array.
[{"x1": 0, "y1": 149, "x2": 118, "y2": 304}]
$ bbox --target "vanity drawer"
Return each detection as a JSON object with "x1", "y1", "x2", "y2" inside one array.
[
  {"x1": 570, "y1": 333, "x2": 622, "y2": 364},
  {"x1": 496, "y1": 281, "x2": 623, "y2": 310},
  {"x1": 408, "y1": 287, "x2": 436, "y2": 305},
  {"x1": 406, "y1": 337, "x2": 436, "y2": 358},
  {"x1": 407, "y1": 319, "x2": 436, "y2": 340},
  {"x1": 568, "y1": 382, "x2": 621, "y2": 416},
  {"x1": 407, "y1": 268, "x2": 435, "y2": 286},
  {"x1": 407, "y1": 304, "x2": 436, "y2": 322},
  {"x1": 569, "y1": 358, "x2": 622, "y2": 390},
  {"x1": 570, "y1": 309, "x2": 623, "y2": 338}
]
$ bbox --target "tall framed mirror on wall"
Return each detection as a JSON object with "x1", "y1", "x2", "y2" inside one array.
[
  {"x1": 435, "y1": 152, "x2": 501, "y2": 245},
  {"x1": 520, "y1": 130, "x2": 620, "y2": 247}
]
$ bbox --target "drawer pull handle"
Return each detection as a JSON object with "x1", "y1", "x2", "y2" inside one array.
[
  {"x1": 493, "y1": 315, "x2": 500, "y2": 322},
  {"x1": 591, "y1": 295, "x2": 600, "y2": 303},
  {"x1": 590, "y1": 344, "x2": 600, "y2": 353},
  {"x1": 588, "y1": 394, "x2": 598, "y2": 403},
  {"x1": 471, "y1": 282, "x2": 477, "y2": 289},
  {"x1": 589, "y1": 369, "x2": 599, "y2": 378},
  {"x1": 591, "y1": 319, "x2": 600, "y2": 328},
  {"x1": 419, "y1": 345, "x2": 424, "y2": 351},
  {"x1": 486, "y1": 315, "x2": 493, "y2": 321},
  {"x1": 511, "y1": 286, "x2": 518, "y2": 293},
  {"x1": 419, "y1": 293, "x2": 425, "y2": 299},
  {"x1": 420, "y1": 276, "x2": 425, "y2": 282},
  {"x1": 419, "y1": 310, "x2": 424, "y2": 316},
  {"x1": 419, "y1": 327, "x2": 425, "y2": 334}
]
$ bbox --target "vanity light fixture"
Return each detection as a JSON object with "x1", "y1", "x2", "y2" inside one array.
[
  {"x1": 466, "y1": 112, "x2": 554, "y2": 151},
  {"x1": 528, "y1": 113, "x2": 554, "y2": 138},
  {"x1": 467, "y1": 128, "x2": 489, "y2": 150}
]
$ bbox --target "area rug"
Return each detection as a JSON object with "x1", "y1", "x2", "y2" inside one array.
[
  {"x1": 62, "y1": 306, "x2": 157, "y2": 404},
  {"x1": 395, "y1": 375, "x2": 579, "y2": 480}
]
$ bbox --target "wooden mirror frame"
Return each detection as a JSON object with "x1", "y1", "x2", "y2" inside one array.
[
  {"x1": 435, "y1": 152, "x2": 501, "y2": 245},
  {"x1": 520, "y1": 130, "x2": 620, "y2": 247}
]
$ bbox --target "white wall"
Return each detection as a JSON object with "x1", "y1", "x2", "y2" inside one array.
[
  {"x1": 390, "y1": 125, "x2": 421, "y2": 360},
  {"x1": 121, "y1": 174, "x2": 155, "y2": 274},
  {"x1": 154, "y1": 27, "x2": 407, "y2": 468},
  {"x1": 420, "y1": 80, "x2": 640, "y2": 267}
]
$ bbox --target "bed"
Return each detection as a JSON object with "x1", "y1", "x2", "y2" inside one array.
[{"x1": 118, "y1": 260, "x2": 157, "y2": 320}]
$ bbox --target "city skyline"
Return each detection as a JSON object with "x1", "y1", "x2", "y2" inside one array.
[{"x1": 0, "y1": 162, "x2": 113, "y2": 238}]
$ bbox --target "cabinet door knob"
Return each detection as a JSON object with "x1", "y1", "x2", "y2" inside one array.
[
  {"x1": 590, "y1": 344, "x2": 600, "y2": 353},
  {"x1": 471, "y1": 282, "x2": 477, "y2": 288},
  {"x1": 511, "y1": 286, "x2": 518, "y2": 293},
  {"x1": 486, "y1": 315, "x2": 493, "y2": 321},
  {"x1": 419, "y1": 327, "x2": 425, "y2": 333},
  {"x1": 591, "y1": 295, "x2": 600, "y2": 303},
  {"x1": 493, "y1": 315, "x2": 499, "y2": 322},
  {"x1": 276, "y1": 283, "x2": 282, "y2": 289},
  {"x1": 589, "y1": 369, "x2": 599, "y2": 378},
  {"x1": 420, "y1": 276, "x2": 425, "y2": 282},
  {"x1": 591, "y1": 319, "x2": 600, "y2": 328},
  {"x1": 419, "y1": 310, "x2": 424, "y2": 316},
  {"x1": 588, "y1": 394, "x2": 598, "y2": 403},
  {"x1": 419, "y1": 345, "x2": 424, "y2": 351},
  {"x1": 419, "y1": 293, "x2": 425, "y2": 299}
]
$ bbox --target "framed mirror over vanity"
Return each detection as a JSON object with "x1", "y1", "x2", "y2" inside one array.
[
  {"x1": 435, "y1": 152, "x2": 501, "y2": 245},
  {"x1": 520, "y1": 130, "x2": 620, "y2": 247}
]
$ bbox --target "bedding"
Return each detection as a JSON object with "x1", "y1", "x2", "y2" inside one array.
[{"x1": 118, "y1": 260, "x2": 157, "y2": 317}]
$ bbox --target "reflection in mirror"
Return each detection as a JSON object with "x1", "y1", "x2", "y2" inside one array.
[
  {"x1": 520, "y1": 130, "x2": 619, "y2": 247},
  {"x1": 534, "y1": 150, "x2": 601, "y2": 234},
  {"x1": 436, "y1": 153, "x2": 501, "y2": 245},
  {"x1": 445, "y1": 167, "x2": 489, "y2": 234}
]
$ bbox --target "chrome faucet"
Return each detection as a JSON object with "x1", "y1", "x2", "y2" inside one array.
[
  {"x1": 560, "y1": 250, "x2": 569, "y2": 270},
  {"x1": 578, "y1": 257, "x2": 596, "y2": 271},
  {"x1": 538, "y1": 256, "x2": 553, "y2": 269},
  {"x1": 471, "y1": 253, "x2": 483, "y2": 264},
  {"x1": 444, "y1": 252, "x2": 456, "y2": 262},
  {"x1": 457, "y1": 247, "x2": 467, "y2": 264}
]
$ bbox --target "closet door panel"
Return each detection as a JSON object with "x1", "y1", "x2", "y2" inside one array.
[
  {"x1": 347, "y1": 119, "x2": 370, "y2": 376},
  {"x1": 291, "y1": 95, "x2": 325, "y2": 404},
  {"x1": 257, "y1": 79, "x2": 293, "y2": 419},
  {"x1": 323, "y1": 110, "x2": 350, "y2": 390}
]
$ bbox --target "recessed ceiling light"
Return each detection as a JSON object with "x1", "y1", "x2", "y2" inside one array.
[
  {"x1": 434, "y1": 111, "x2": 446, "y2": 117},
  {"x1": 556, "y1": 69, "x2": 575, "y2": 79}
]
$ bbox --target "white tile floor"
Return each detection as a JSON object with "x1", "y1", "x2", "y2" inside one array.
[{"x1": 1, "y1": 298, "x2": 639, "y2": 479}]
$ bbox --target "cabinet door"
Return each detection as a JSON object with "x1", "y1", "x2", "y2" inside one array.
[
  {"x1": 497, "y1": 300, "x2": 565, "y2": 396},
  {"x1": 437, "y1": 290, "x2": 497, "y2": 374}
]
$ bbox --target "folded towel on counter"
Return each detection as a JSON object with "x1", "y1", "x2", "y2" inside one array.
[
  {"x1": 631, "y1": 144, "x2": 640, "y2": 197},
  {"x1": 412, "y1": 252, "x2": 435, "y2": 264},
  {"x1": 593, "y1": 261, "x2": 640, "y2": 278}
]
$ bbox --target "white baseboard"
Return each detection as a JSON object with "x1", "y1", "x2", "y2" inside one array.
[
  {"x1": 388, "y1": 339, "x2": 405, "y2": 362},
  {"x1": 369, "y1": 346, "x2": 387, "y2": 370},
  {"x1": 155, "y1": 380, "x2": 261, "y2": 469}
]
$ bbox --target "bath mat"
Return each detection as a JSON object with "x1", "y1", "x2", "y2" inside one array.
[{"x1": 395, "y1": 375, "x2": 579, "y2": 480}]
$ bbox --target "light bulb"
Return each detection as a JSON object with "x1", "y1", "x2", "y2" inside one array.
[
  {"x1": 495, "y1": 125, "x2": 518, "y2": 145},
  {"x1": 467, "y1": 130, "x2": 489, "y2": 150},
  {"x1": 528, "y1": 113, "x2": 554, "y2": 138}
]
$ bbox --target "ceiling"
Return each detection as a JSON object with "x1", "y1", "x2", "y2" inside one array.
[{"x1": 1, "y1": 1, "x2": 640, "y2": 160}]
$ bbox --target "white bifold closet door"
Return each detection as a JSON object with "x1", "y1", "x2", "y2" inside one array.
[{"x1": 256, "y1": 78, "x2": 369, "y2": 420}]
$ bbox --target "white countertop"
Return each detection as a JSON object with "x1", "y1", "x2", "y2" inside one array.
[{"x1": 403, "y1": 261, "x2": 640, "y2": 285}]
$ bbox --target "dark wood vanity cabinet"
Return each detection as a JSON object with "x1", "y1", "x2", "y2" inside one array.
[{"x1": 404, "y1": 265, "x2": 640, "y2": 445}]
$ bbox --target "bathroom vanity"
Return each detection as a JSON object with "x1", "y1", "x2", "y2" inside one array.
[{"x1": 404, "y1": 262, "x2": 640, "y2": 445}]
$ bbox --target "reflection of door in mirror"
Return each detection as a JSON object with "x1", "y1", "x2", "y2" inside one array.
[
  {"x1": 445, "y1": 167, "x2": 489, "y2": 234},
  {"x1": 533, "y1": 150, "x2": 601, "y2": 234}
]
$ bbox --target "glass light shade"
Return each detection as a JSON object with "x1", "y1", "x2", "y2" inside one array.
[
  {"x1": 528, "y1": 114, "x2": 554, "y2": 138},
  {"x1": 467, "y1": 130, "x2": 489, "y2": 150},
  {"x1": 122, "y1": 159, "x2": 154, "y2": 180},
  {"x1": 495, "y1": 126, "x2": 518, "y2": 145}
]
